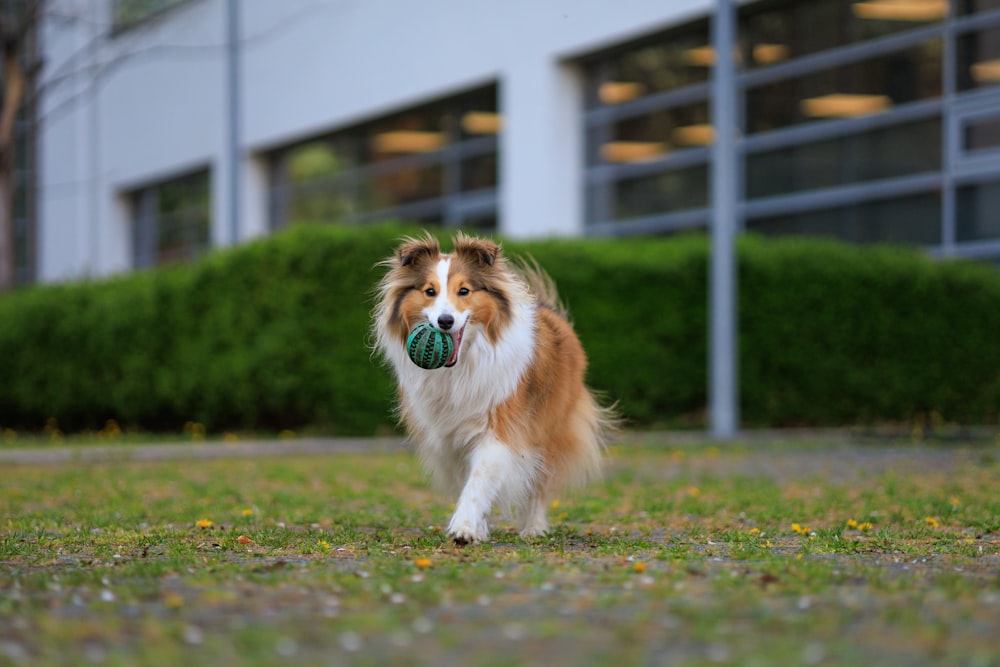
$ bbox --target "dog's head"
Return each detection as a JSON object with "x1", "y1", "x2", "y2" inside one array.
[{"x1": 376, "y1": 232, "x2": 517, "y2": 367}]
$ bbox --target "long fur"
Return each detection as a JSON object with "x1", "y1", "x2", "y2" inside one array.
[{"x1": 373, "y1": 232, "x2": 617, "y2": 544}]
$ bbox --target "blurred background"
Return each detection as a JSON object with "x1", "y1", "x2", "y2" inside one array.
[
  {"x1": 1, "y1": 0, "x2": 999, "y2": 438},
  {"x1": 3, "y1": 0, "x2": 999, "y2": 288}
]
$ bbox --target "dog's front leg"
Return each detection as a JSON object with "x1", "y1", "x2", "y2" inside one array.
[{"x1": 447, "y1": 437, "x2": 516, "y2": 545}]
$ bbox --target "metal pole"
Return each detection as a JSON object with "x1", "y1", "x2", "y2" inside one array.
[
  {"x1": 710, "y1": 0, "x2": 738, "y2": 438},
  {"x1": 226, "y1": 0, "x2": 241, "y2": 245}
]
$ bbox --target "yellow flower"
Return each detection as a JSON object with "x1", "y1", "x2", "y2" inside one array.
[
  {"x1": 846, "y1": 519, "x2": 859, "y2": 529},
  {"x1": 687, "y1": 487, "x2": 701, "y2": 498},
  {"x1": 924, "y1": 516, "x2": 940, "y2": 528},
  {"x1": 791, "y1": 523, "x2": 808, "y2": 535},
  {"x1": 195, "y1": 519, "x2": 213, "y2": 529},
  {"x1": 241, "y1": 508, "x2": 254, "y2": 517},
  {"x1": 317, "y1": 540, "x2": 332, "y2": 551},
  {"x1": 632, "y1": 561, "x2": 647, "y2": 573},
  {"x1": 414, "y1": 558, "x2": 432, "y2": 569},
  {"x1": 949, "y1": 496, "x2": 961, "y2": 508},
  {"x1": 748, "y1": 527, "x2": 760, "y2": 535},
  {"x1": 550, "y1": 499, "x2": 560, "y2": 510},
  {"x1": 858, "y1": 522, "x2": 873, "y2": 531}
]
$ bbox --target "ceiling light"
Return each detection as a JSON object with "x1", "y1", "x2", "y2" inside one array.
[
  {"x1": 598, "y1": 81, "x2": 646, "y2": 105},
  {"x1": 852, "y1": 0, "x2": 947, "y2": 22},
  {"x1": 672, "y1": 124, "x2": 715, "y2": 146},
  {"x1": 461, "y1": 112, "x2": 502, "y2": 134},
  {"x1": 600, "y1": 141, "x2": 666, "y2": 163},
  {"x1": 800, "y1": 93, "x2": 892, "y2": 118},
  {"x1": 971, "y1": 59, "x2": 1000, "y2": 84},
  {"x1": 372, "y1": 131, "x2": 445, "y2": 154},
  {"x1": 753, "y1": 43, "x2": 789, "y2": 65},
  {"x1": 683, "y1": 46, "x2": 715, "y2": 67}
]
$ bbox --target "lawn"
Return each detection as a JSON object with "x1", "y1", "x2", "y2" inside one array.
[{"x1": 2, "y1": 438, "x2": 999, "y2": 666}]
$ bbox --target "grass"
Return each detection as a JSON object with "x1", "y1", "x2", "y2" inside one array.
[{"x1": 2, "y1": 439, "x2": 1000, "y2": 666}]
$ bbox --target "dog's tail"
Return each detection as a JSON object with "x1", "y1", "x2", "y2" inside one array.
[{"x1": 512, "y1": 255, "x2": 570, "y2": 319}]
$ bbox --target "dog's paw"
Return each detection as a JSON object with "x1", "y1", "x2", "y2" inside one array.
[
  {"x1": 519, "y1": 520, "x2": 548, "y2": 539},
  {"x1": 446, "y1": 512, "x2": 489, "y2": 546}
]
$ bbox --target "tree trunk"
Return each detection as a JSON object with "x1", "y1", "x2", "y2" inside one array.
[
  {"x1": 0, "y1": 158, "x2": 11, "y2": 290},
  {"x1": 0, "y1": 48, "x2": 26, "y2": 292}
]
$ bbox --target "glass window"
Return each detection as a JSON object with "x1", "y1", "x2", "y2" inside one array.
[
  {"x1": 957, "y1": 25, "x2": 1000, "y2": 91},
  {"x1": 112, "y1": 0, "x2": 191, "y2": 31},
  {"x1": 608, "y1": 164, "x2": 709, "y2": 222},
  {"x1": 132, "y1": 170, "x2": 211, "y2": 268},
  {"x1": 584, "y1": 20, "x2": 710, "y2": 109},
  {"x1": 746, "y1": 40, "x2": 942, "y2": 134},
  {"x1": 270, "y1": 85, "x2": 499, "y2": 230},
  {"x1": 461, "y1": 153, "x2": 498, "y2": 192},
  {"x1": 747, "y1": 193, "x2": 941, "y2": 245},
  {"x1": 957, "y1": 0, "x2": 1000, "y2": 15},
  {"x1": 590, "y1": 102, "x2": 711, "y2": 166},
  {"x1": 746, "y1": 118, "x2": 941, "y2": 198},
  {"x1": 963, "y1": 114, "x2": 1000, "y2": 152},
  {"x1": 740, "y1": 0, "x2": 946, "y2": 69},
  {"x1": 957, "y1": 180, "x2": 1000, "y2": 241}
]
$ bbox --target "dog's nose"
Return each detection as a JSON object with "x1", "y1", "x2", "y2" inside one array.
[{"x1": 437, "y1": 314, "x2": 454, "y2": 331}]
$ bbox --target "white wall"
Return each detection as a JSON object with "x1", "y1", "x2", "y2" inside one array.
[{"x1": 37, "y1": 0, "x2": 711, "y2": 281}]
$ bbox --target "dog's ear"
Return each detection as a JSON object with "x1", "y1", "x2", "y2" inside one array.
[
  {"x1": 453, "y1": 233, "x2": 500, "y2": 268},
  {"x1": 398, "y1": 234, "x2": 440, "y2": 268}
]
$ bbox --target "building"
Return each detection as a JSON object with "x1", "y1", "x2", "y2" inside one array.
[{"x1": 27, "y1": 0, "x2": 1000, "y2": 283}]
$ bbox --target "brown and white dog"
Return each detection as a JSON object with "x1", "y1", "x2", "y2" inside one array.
[{"x1": 373, "y1": 232, "x2": 616, "y2": 544}]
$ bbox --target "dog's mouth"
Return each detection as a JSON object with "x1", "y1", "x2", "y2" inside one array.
[{"x1": 444, "y1": 324, "x2": 465, "y2": 368}]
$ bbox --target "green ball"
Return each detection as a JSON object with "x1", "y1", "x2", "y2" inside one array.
[{"x1": 406, "y1": 323, "x2": 454, "y2": 370}]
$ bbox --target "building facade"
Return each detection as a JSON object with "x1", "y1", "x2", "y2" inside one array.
[{"x1": 32, "y1": 0, "x2": 1000, "y2": 282}]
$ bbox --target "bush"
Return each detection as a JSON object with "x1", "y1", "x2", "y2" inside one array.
[{"x1": 0, "y1": 224, "x2": 997, "y2": 435}]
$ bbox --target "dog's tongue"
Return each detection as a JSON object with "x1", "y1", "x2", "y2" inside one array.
[{"x1": 444, "y1": 328, "x2": 463, "y2": 367}]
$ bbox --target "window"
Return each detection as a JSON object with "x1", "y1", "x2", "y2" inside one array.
[
  {"x1": 963, "y1": 113, "x2": 1000, "y2": 153},
  {"x1": 741, "y1": 0, "x2": 945, "y2": 69},
  {"x1": 957, "y1": 23, "x2": 1000, "y2": 92},
  {"x1": 957, "y1": 180, "x2": 1000, "y2": 241},
  {"x1": 269, "y1": 85, "x2": 499, "y2": 231},
  {"x1": 582, "y1": 20, "x2": 712, "y2": 233},
  {"x1": 112, "y1": 0, "x2": 192, "y2": 31},
  {"x1": 957, "y1": 0, "x2": 1000, "y2": 16},
  {"x1": 747, "y1": 193, "x2": 942, "y2": 245},
  {"x1": 745, "y1": 40, "x2": 942, "y2": 134},
  {"x1": 577, "y1": 0, "x2": 1000, "y2": 259},
  {"x1": 746, "y1": 118, "x2": 941, "y2": 198},
  {"x1": 132, "y1": 169, "x2": 211, "y2": 268}
]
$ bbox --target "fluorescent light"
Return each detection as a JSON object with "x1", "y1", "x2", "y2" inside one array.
[
  {"x1": 372, "y1": 131, "x2": 445, "y2": 154},
  {"x1": 598, "y1": 81, "x2": 646, "y2": 105},
  {"x1": 683, "y1": 46, "x2": 715, "y2": 67},
  {"x1": 971, "y1": 59, "x2": 1000, "y2": 84},
  {"x1": 461, "y1": 112, "x2": 502, "y2": 134},
  {"x1": 600, "y1": 141, "x2": 666, "y2": 163},
  {"x1": 753, "y1": 43, "x2": 789, "y2": 65},
  {"x1": 852, "y1": 0, "x2": 947, "y2": 22},
  {"x1": 672, "y1": 124, "x2": 715, "y2": 146},
  {"x1": 800, "y1": 93, "x2": 892, "y2": 118}
]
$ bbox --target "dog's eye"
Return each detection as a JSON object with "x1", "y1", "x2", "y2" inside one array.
[
  {"x1": 424, "y1": 287, "x2": 436, "y2": 297},
  {"x1": 457, "y1": 287, "x2": 470, "y2": 296}
]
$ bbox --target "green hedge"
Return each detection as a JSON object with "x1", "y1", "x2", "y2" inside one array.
[{"x1": 1, "y1": 224, "x2": 998, "y2": 434}]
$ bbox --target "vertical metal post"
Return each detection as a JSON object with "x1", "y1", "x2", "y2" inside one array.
[
  {"x1": 226, "y1": 0, "x2": 242, "y2": 245},
  {"x1": 710, "y1": 0, "x2": 738, "y2": 438},
  {"x1": 940, "y1": 10, "x2": 956, "y2": 257}
]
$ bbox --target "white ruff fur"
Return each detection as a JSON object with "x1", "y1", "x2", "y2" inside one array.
[{"x1": 377, "y1": 262, "x2": 545, "y2": 543}]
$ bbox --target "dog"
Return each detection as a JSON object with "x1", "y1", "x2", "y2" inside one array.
[{"x1": 373, "y1": 232, "x2": 616, "y2": 545}]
